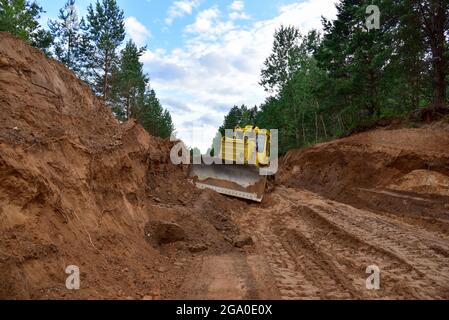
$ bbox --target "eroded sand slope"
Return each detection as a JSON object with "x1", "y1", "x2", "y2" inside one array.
[{"x1": 1, "y1": 33, "x2": 449, "y2": 300}]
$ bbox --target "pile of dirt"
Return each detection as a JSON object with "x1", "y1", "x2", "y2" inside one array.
[
  {"x1": 3, "y1": 32, "x2": 449, "y2": 301},
  {"x1": 387, "y1": 169, "x2": 449, "y2": 197},
  {"x1": 278, "y1": 125, "x2": 449, "y2": 210},
  {"x1": 0, "y1": 33, "x2": 242, "y2": 299}
]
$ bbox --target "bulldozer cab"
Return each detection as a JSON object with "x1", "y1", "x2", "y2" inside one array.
[{"x1": 221, "y1": 126, "x2": 270, "y2": 167}]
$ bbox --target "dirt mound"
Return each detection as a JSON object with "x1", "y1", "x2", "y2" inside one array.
[
  {"x1": 0, "y1": 33, "x2": 241, "y2": 299},
  {"x1": 388, "y1": 170, "x2": 449, "y2": 197},
  {"x1": 278, "y1": 125, "x2": 449, "y2": 237},
  {"x1": 279, "y1": 126, "x2": 449, "y2": 198}
]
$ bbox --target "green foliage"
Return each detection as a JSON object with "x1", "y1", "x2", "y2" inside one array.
[
  {"x1": 108, "y1": 40, "x2": 174, "y2": 139},
  {"x1": 137, "y1": 89, "x2": 174, "y2": 139},
  {"x1": 49, "y1": 0, "x2": 81, "y2": 71},
  {"x1": 0, "y1": 0, "x2": 41, "y2": 40},
  {"x1": 83, "y1": 0, "x2": 125, "y2": 100},
  {"x1": 219, "y1": 105, "x2": 257, "y2": 135},
  {"x1": 110, "y1": 40, "x2": 148, "y2": 120},
  {"x1": 4, "y1": 0, "x2": 446, "y2": 148},
  {"x1": 260, "y1": 25, "x2": 302, "y2": 93},
  {"x1": 30, "y1": 28, "x2": 53, "y2": 55},
  {"x1": 1, "y1": 0, "x2": 174, "y2": 139},
  {"x1": 0, "y1": 0, "x2": 52, "y2": 52},
  {"x1": 219, "y1": 0, "x2": 448, "y2": 155},
  {"x1": 413, "y1": 0, "x2": 449, "y2": 107},
  {"x1": 190, "y1": 147, "x2": 201, "y2": 158}
]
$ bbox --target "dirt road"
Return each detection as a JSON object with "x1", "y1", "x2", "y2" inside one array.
[
  {"x1": 1, "y1": 33, "x2": 449, "y2": 300},
  {"x1": 174, "y1": 185, "x2": 449, "y2": 300}
]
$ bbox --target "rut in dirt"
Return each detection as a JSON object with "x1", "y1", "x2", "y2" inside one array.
[{"x1": 234, "y1": 186, "x2": 449, "y2": 300}]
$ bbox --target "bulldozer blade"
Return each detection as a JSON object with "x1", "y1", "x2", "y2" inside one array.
[{"x1": 189, "y1": 164, "x2": 267, "y2": 202}]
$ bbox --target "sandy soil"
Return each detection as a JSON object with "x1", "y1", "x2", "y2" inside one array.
[{"x1": 1, "y1": 32, "x2": 449, "y2": 300}]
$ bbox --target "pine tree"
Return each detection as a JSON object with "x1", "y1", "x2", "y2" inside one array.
[
  {"x1": 31, "y1": 29, "x2": 53, "y2": 56},
  {"x1": 84, "y1": 0, "x2": 125, "y2": 101},
  {"x1": 389, "y1": 0, "x2": 428, "y2": 111},
  {"x1": 412, "y1": 0, "x2": 448, "y2": 108},
  {"x1": 76, "y1": 17, "x2": 95, "y2": 81},
  {"x1": 110, "y1": 40, "x2": 148, "y2": 120},
  {"x1": 316, "y1": 0, "x2": 394, "y2": 118},
  {"x1": 282, "y1": 54, "x2": 325, "y2": 147},
  {"x1": 0, "y1": 0, "x2": 52, "y2": 52},
  {"x1": 49, "y1": 0, "x2": 81, "y2": 71},
  {"x1": 260, "y1": 25, "x2": 302, "y2": 93},
  {"x1": 108, "y1": 39, "x2": 174, "y2": 138},
  {"x1": 137, "y1": 89, "x2": 174, "y2": 138},
  {"x1": 159, "y1": 109, "x2": 175, "y2": 139}
]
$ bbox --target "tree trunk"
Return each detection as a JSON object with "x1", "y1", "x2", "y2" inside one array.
[
  {"x1": 294, "y1": 105, "x2": 301, "y2": 147},
  {"x1": 367, "y1": 66, "x2": 378, "y2": 116},
  {"x1": 431, "y1": 40, "x2": 446, "y2": 108},
  {"x1": 302, "y1": 111, "x2": 306, "y2": 144},
  {"x1": 321, "y1": 115, "x2": 327, "y2": 138},
  {"x1": 103, "y1": 50, "x2": 110, "y2": 101},
  {"x1": 67, "y1": 33, "x2": 72, "y2": 67},
  {"x1": 126, "y1": 95, "x2": 130, "y2": 120},
  {"x1": 295, "y1": 127, "x2": 301, "y2": 148},
  {"x1": 419, "y1": 0, "x2": 447, "y2": 108}
]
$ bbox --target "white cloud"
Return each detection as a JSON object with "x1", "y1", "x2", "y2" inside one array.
[
  {"x1": 144, "y1": 0, "x2": 339, "y2": 152},
  {"x1": 228, "y1": 0, "x2": 250, "y2": 21},
  {"x1": 230, "y1": 0, "x2": 244, "y2": 12},
  {"x1": 184, "y1": 7, "x2": 235, "y2": 37},
  {"x1": 185, "y1": 7, "x2": 219, "y2": 33},
  {"x1": 165, "y1": 0, "x2": 201, "y2": 25},
  {"x1": 229, "y1": 11, "x2": 250, "y2": 21},
  {"x1": 125, "y1": 17, "x2": 151, "y2": 46}
]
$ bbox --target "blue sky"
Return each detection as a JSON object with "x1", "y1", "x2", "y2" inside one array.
[{"x1": 37, "y1": 0, "x2": 338, "y2": 152}]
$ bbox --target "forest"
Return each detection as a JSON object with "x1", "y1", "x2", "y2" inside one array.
[
  {"x1": 0, "y1": 0, "x2": 174, "y2": 139},
  {"x1": 217, "y1": 0, "x2": 449, "y2": 154}
]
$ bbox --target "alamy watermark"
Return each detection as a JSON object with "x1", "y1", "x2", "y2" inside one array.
[
  {"x1": 366, "y1": 265, "x2": 381, "y2": 290},
  {"x1": 366, "y1": 5, "x2": 380, "y2": 30},
  {"x1": 65, "y1": 265, "x2": 80, "y2": 290}
]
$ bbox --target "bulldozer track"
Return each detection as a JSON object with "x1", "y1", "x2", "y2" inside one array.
[
  {"x1": 299, "y1": 199, "x2": 449, "y2": 293},
  {"x1": 236, "y1": 187, "x2": 449, "y2": 299},
  {"x1": 254, "y1": 230, "x2": 321, "y2": 299}
]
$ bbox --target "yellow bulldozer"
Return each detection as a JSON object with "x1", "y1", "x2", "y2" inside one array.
[{"x1": 189, "y1": 126, "x2": 272, "y2": 202}]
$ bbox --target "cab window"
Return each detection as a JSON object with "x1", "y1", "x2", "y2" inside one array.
[
  {"x1": 235, "y1": 131, "x2": 244, "y2": 139},
  {"x1": 257, "y1": 134, "x2": 265, "y2": 152}
]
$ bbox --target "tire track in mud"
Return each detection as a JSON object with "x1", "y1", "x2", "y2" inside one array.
[
  {"x1": 284, "y1": 204, "x2": 427, "y2": 299},
  {"x1": 178, "y1": 254, "x2": 258, "y2": 300},
  {"x1": 239, "y1": 192, "x2": 356, "y2": 299},
  {"x1": 279, "y1": 227, "x2": 356, "y2": 299},
  {"x1": 257, "y1": 202, "x2": 364, "y2": 299},
  {"x1": 281, "y1": 188, "x2": 449, "y2": 299},
  {"x1": 254, "y1": 230, "x2": 321, "y2": 299},
  {"x1": 237, "y1": 187, "x2": 449, "y2": 299},
  {"x1": 240, "y1": 198, "x2": 322, "y2": 299}
]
